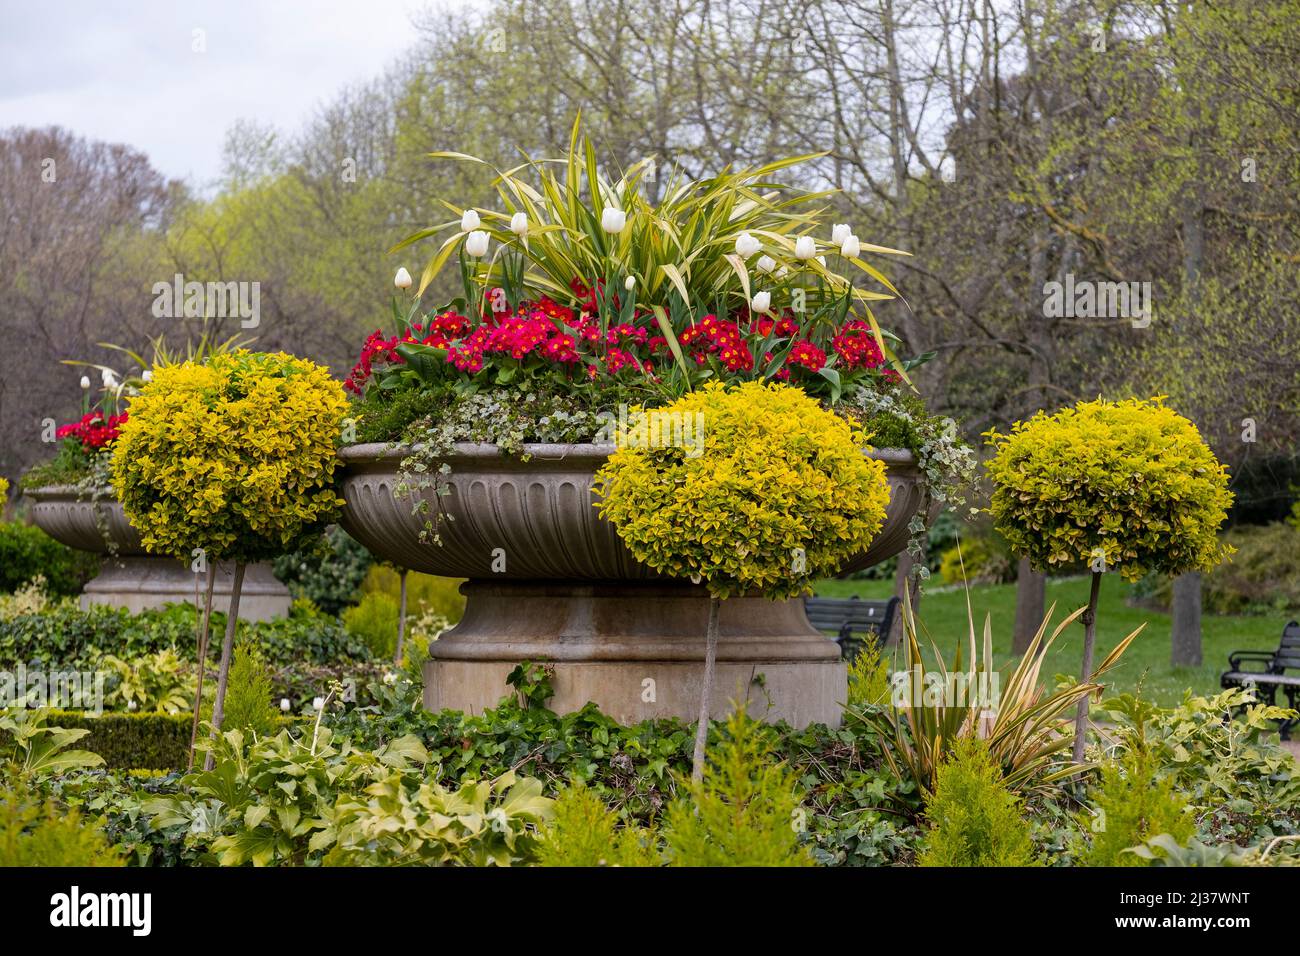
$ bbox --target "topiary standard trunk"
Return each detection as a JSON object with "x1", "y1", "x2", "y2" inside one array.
[
  {"x1": 1072, "y1": 571, "x2": 1103, "y2": 765},
  {"x1": 205, "y1": 561, "x2": 246, "y2": 771},
  {"x1": 1170, "y1": 572, "x2": 1203, "y2": 667},
  {"x1": 691, "y1": 596, "x2": 722, "y2": 783},
  {"x1": 187, "y1": 564, "x2": 217, "y2": 770}
]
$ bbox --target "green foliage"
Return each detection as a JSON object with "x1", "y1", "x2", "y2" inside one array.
[
  {"x1": 846, "y1": 638, "x2": 890, "y2": 709},
  {"x1": 0, "y1": 601, "x2": 371, "y2": 674},
  {"x1": 0, "y1": 778, "x2": 122, "y2": 866},
  {"x1": 17, "y1": 440, "x2": 103, "y2": 492},
  {"x1": 859, "y1": 597, "x2": 1139, "y2": 796},
  {"x1": 222, "y1": 642, "x2": 279, "y2": 739},
  {"x1": 143, "y1": 726, "x2": 551, "y2": 866},
  {"x1": 506, "y1": 661, "x2": 555, "y2": 710},
  {"x1": 538, "y1": 784, "x2": 660, "y2": 866},
  {"x1": 360, "y1": 565, "x2": 466, "y2": 623},
  {"x1": 0, "y1": 707, "x2": 104, "y2": 776},
  {"x1": 918, "y1": 738, "x2": 1037, "y2": 867},
  {"x1": 985, "y1": 397, "x2": 1234, "y2": 581},
  {"x1": 352, "y1": 386, "x2": 449, "y2": 444},
  {"x1": 663, "y1": 710, "x2": 814, "y2": 866},
  {"x1": 99, "y1": 649, "x2": 194, "y2": 714},
  {"x1": 272, "y1": 525, "x2": 374, "y2": 616},
  {"x1": 938, "y1": 527, "x2": 1016, "y2": 586},
  {"x1": 1127, "y1": 834, "x2": 1245, "y2": 867},
  {"x1": 43, "y1": 711, "x2": 191, "y2": 770},
  {"x1": 1082, "y1": 749, "x2": 1195, "y2": 867},
  {"x1": 341, "y1": 591, "x2": 400, "y2": 658},
  {"x1": 1101, "y1": 691, "x2": 1300, "y2": 845},
  {"x1": 596, "y1": 381, "x2": 891, "y2": 598},
  {"x1": 1134, "y1": 522, "x2": 1300, "y2": 615},
  {"x1": 0, "y1": 520, "x2": 97, "y2": 596},
  {"x1": 112, "y1": 350, "x2": 348, "y2": 562}
]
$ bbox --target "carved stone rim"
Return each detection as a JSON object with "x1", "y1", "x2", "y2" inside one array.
[
  {"x1": 338, "y1": 441, "x2": 919, "y2": 469},
  {"x1": 22, "y1": 484, "x2": 116, "y2": 501}
]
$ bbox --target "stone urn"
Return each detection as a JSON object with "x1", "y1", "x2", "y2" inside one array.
[
  {"x1": 339, "y1": 443, "x2": 923, "y2": 727},
  {"x1": 25, "y1": 486, "x2": 292, "y2": 621}
]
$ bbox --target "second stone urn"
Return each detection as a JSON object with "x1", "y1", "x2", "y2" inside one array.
[
  {"x1": 25, "y1": 486, "x2": 292, "y2": 621},
  {"x1": 338, "y1": 442, "x2": 923, "y2": 728}
]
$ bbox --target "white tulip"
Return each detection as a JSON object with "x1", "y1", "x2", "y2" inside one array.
[
  {"x1": 510, "y1": 212, "x2": 528, "y2": 236},
  {"x1": 751, "y1": 291, "x2": 771, "y2": 313},
  {"x1": 394, "y1": 267, "x2": 412, "y2": 289},
  {"x1": 280, "y1": 698, "x2": 290, "y2": 712},
  {"x1": 465, "y1": 230, "x2": 490, "y2": 257},
  {"x1": 312, "y1": 696, "x2": 325, "y2": 711},
  {"x1": 460, "y1": 209, "x2": 481, "y2": 232},
  {"x1": 794, "y1": 236, "x2": 816, "y2": 260},
  {"x1": 831, "y1": 223, "x2": 852, "y2": 245},
  {"x1": 79, "y1": 376, "x2": 91, "y2": 390},
  {"x1": 101, "y1": 368, "x2": 118, "y2": 388},
  {"x1": 601, "y1": 207, "x2": 627, "y2": 234},
  {"x1": 816, "y1": 255, "x2": 827, "y2": 267},
  {"x1": 624, "y1": 275, "x2": 636, "y2": 292},
  {"x1": 840, "y1": 234, "x2": 861, "y2": 259},
  {"x1": 127, "y1": 699, "x2": 138, "y2": 712},
  {"x1": 141, "y1": 369, "x2": 153, "y2": 382},
  {"x1": 735, "y1": 231, "x2": 760, "y2": 258},
  {"x1": 756, "y1": 255, "x2": 776, "y2": 274}
]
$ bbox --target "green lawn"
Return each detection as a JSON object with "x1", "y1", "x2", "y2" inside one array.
[{"x1": 814, "y1": 575, "x2": 1295, "y2": 707}]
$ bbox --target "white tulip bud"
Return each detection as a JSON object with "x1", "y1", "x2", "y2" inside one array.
[
  {"x1": 840, "y1": 234, "x2": 861, "y2": 258},
  {"x1": 141, "y1": 369, "x2": 153, "y2": 382},
  {"x1": 735, "y1": 231, "x2": 760, "y2": 258},
  {"x1": 510, "y1": 212, "x2": 528, "y2": 236},
  {"x1": 794, "y1": 236, "x2": 816, "y2": 260},
  {"x1": 79, "y1": 376, "x2": 91, "y2": 390},
  {"x1": 601, "y1": 207, "x2": 627, "y2": 233},
  {"x1": 816, "y1": 255, "x2": 827, "y2": 267},
  {"x1": 101, "y1": 368, "x2": 118, "y2": 388},
  {"x1": 280, "y1": 698, "x2": 290, "y2": 712},
  {"x1": 756, "y1": 255, "x2": 776, "y2": 274},
  {"x1": 751, "y1": 291, "x2": 771, "y2": 313},
  {"x1": 127, "y1": 699, "x2": 138, "y2": 712},
  {"x1": 460, "y1": 209, "x2": 481, "y2": 232},
  {"x1": 624, "y1": 275, "x2": 636, "y2": 292},
  {"x1": 394, "y1": 267, "x2": 412, "y2": 289},
  {"x1": 831, "y1": 223, "x2": 852, "y2": 245},
  {"x1": 465, "y1": 230, "x2": 490, "y2": 257}
]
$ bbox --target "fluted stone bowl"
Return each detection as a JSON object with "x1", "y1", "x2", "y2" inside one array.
[
  {"x1": 336, "y1": 443, "x2": 923, "y2": 580},
  {"x1": 25, "y1": 485, "x2": 291, "y2": 620},
  {"x1": 337, "y1": 443, "x2": 924, "y2": 727}
]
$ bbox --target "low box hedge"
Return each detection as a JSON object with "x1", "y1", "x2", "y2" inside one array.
[{"x1": 38, "y1": 710, "x2": 308, "y2": 771}]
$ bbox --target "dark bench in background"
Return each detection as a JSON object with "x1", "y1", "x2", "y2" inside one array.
[
  {"x1": 804, "y1": 595, "x2": 899, "y2": 661},
  {"x1": 1221, "y1": 620, "x2": 1300, "y2": 740}
]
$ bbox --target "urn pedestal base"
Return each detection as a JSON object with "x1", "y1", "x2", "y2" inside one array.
[
  {"x1": 82, "y1": 556, "x2": 292, "y2": 622},
  {"x1": 423, "y1": 581, "x2": 847, "y2": 728}
]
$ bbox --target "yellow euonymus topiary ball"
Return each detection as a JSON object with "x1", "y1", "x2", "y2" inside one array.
[
  {"x1": 984, "y1": 397, "x2": 1233, "y2": 582},
  {"x1": 595, "y1": 380, "x2": 892, "y2": 600},
  {"x1": 112, "y1": 350, "x2": 348, "y2": 562}
]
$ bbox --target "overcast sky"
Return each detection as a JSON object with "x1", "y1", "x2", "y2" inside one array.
[{"x1": 0, "y1": 0, "x2": 476, "y2": 190}]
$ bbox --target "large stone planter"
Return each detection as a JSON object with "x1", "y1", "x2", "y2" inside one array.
[
  {"x1": 338, "y1": 443, "x2": 924, "y2": 727},
  {"x1": 25, "y1": 486, "x2": 291, "y2": 621}
]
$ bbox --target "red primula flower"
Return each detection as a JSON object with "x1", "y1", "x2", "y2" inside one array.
[{"x1": 57, "y1": 410, "x2": 127, "y2": 450}]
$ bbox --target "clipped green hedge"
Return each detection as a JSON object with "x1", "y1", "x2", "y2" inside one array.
[
  {"x1": 41, "y1": 711, "x2": 307, "y2": 771},
  {"x1": 46, "y1": 710, "x2": 191, "y2": 770},
  {"x1": 0, "y1": 521, "x2": 98, "y2": 596}
]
